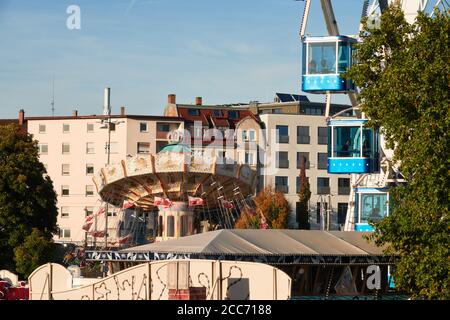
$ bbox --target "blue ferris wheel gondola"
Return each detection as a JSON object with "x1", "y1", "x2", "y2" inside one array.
[
  {"x1": 327, "y1": 119, "x2": 380, "y2": 174},
  {"x1": 302, "y1": 36, "x2": 357, "y2": 93}
]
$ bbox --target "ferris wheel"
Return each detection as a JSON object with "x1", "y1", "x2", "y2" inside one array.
[{"x1": 298, "y1": 0, "x2": 448, "y2": 231}]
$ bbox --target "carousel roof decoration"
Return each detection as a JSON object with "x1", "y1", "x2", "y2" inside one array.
[{"x1": 92, "y1": 130, "x2": 258, "y2": 219}]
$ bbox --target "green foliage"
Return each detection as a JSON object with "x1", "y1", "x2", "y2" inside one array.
[
  {"x1": 0, "y1": 124, "x2": 58, "y2": 274},
  {"x1": 297, "y1": 155, "x2": 311, "y2": 229},
  {"x1": 348, "y1": 6, "x2": 449, "y2": 299},
  {"x1": 14, "y1": 228, "x2": 56, "y2": 278}
]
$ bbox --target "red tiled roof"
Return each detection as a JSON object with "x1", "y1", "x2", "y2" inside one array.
[{"x1": 177, "y1": 106, "x2": 259, "y2": 129}]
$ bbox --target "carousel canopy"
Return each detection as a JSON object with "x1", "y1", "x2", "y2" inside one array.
[
  {"x1": 119, "y1": 229, "x2": 386, "y2": 256},
  {"x1": 86, "y1": 230, "x2": 396, "y2": 265}
]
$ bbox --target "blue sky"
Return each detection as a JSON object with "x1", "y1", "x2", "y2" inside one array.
[{"x1": 0, "y1": 0, "x2": 364, "y2": 118}]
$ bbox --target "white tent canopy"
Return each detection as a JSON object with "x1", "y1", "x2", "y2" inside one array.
[{"x1": 120, "y1": 229, "x2": 386, "y2": 256}]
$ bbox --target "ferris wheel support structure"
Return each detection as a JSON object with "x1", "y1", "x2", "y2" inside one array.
[{"x1": 299, "y1": 0, "x2": 444, "y2": 231}]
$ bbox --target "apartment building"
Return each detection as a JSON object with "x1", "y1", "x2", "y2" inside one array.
[
  {"x1": 23, "y1": 109, "x2": 183, "y2": 245},
  {"x1": 251, "y1": 93, "x2": 352, "y2": 230},
  {"x1": 163, "y1": 93, "x2": 353, "y2": 230}
]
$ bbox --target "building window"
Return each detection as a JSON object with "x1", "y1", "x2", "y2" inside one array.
[
  {"x1": 62, "y1": 143, "x2": 70, "y2": 154},
  {"x1": 85, "y1": 185, "x2": 94, "y2": 196},
  {"x1": 107, "y1": 211, "x2": 117, "y2": 217},
  {"x1": 86, "y1": 164, "x2": 94, "y2": 175},
  {"x1": 228, "y1": 111, "x2": 239, "y2": 119},
  {"x1": 276, "y1": 151, "x2": 289, "y2": 168},
  {"x1": 338, "y1": 203, "x2": 348, "y2": 225},
  {"x1": 249, "y1": 130, "x2": 256, "y2": 141},
  {"x1": 61, "y1": 164, "x2": 70, "y2": 176},
  {"x1": 140, "y1": 122, "x2": 148, "y2": 132},
  {"x1": 338, "y1": 178, "x2": 351, "y2": 195},
  {"x1": 316, "y1": 202, "x2": 328, "y2": 223},
  {"x1": 188, "y1": 109, "x2": 200, "y2": 116},
  {"x1": 297, "y1": 152, "x2": 310, "y2": 169},
  {"x1": 59, "y1": 229, "x2": 71, "y2": 238},
  {"x1": 245, "y1": 152, "x2": 254, "y2": 165},
  {"x1": 39, "y1": 124, "x2": 46, "y2": 133},
  {"x1": 61, "y1": 207, "x2": 69, "y2": 218},
  {"x1": 317, "y1": 178, "x2": 330, "y2": 195},
  {"x1": 242, "y1": 130, "x2": 248, "y2": 141},
  {"x1": 156, "y1": 141, "x2": 168, "y2": 153},
  {"x1": 137, "y1": 142, "x2": 150, "y2": 154},
  {"x1": 275, "y1": 176, "x2": 288, "y2": 194},
  {"x1": 87, "y1": 123, "x2": 94, "y2": 132},
  {"x1": 167, "y1": 216, "x2": 175, "y2": 237},
  {"x1": 85, "y1": 207, "x2": 94, "y2": 217},
  {"x1": 302, "y1": 106, "x2": 324, "y2": 115},
  {"x1": 192, "y1": 127, "x2": 203, "y2": 139},
  {"x1": 61, "y1": 185, "x2": 70, "y2": 196},
  {"x1": 318, "y1": 153, "x2": 328, "y2": 170},
  {"x1": 296, "y1": 176, "x2": 310, "y2": 193},
  {"x1": 297, "y1": 126, "x2": 310, "y2": 144},
  {"x1": 318, "y1": 127, "x2": 328, "y2": 145},
  {"x1": 212, "y1": 110, "x2": 222, "y2": 117},
  {"x1": 276, "y1": 125, "x2": 289, "y2": 143},
  {"x1": 63, "y1": 124, "x2": 70, "y2": 133},
  {"x1": 38, "y1": 144, "x2": 48, "y2": 155},
  {"x1": 157, "y1": 123, "x2": 170, "y2": 132},
  {"x1": 86, "y1": 142, "x2": 95, "y2": 154},
  {"x1": 218, "y1": 151, "x2": 226, "y2": 164},
  {"x1": 180, "y1": 215, "x2": 189, "y2": 237},
  {"x1": 107, "y1": 142, "x2": 118, "y2": 154}
]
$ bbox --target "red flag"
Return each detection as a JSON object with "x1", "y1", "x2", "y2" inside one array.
[
  {"x1": 222, "y1": 200, "x2": 234, "y2": 209},
  {"x1": 260, "y1": 214, "x2": 269, "y2": 229},
  {"x1": 88, "y1": 230, "x2": 105, "y2": 237},
  {"x1": 96, "y1": 207, "x2": 105, "y2": 216},
  {"x1": 122, "y1": 201, "x2": 135, "y2": 210},
  {"x1": 118, "y1": 234, "x2": 132, "y2": 244},
  {"x1": 82, "y1": 221, "x2": 93, "y2": 231},
  {"x1": 154, "y1": 196, "x2": 172, "y2": 207},
  {"x1": 188, "y1": 196, "x2": 204, "y2": 207}
]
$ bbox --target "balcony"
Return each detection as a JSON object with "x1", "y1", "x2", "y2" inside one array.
[
  {"x1": 276, "y1": 160, "x2": 290, "y2": 169},
  {"x1": 275, "y1": 185, "x2": 289, "y2": 194},
  {"x1": 338, "y1": 187, "x2": 351, "y2": 195},
  {"x1": 297, "y1": 135, "x2": 310, "y2": 144},
  {"x1": 317, "y1": 186, "x2": 330, "y2": 195},
  {"x1": 156, "y1": 131, "x2": 170, "y2": 139},
  {"x1": 277, "y1": 135, "x2": 289, "y2": 144}
]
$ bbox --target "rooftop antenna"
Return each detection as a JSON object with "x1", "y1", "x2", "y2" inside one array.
[{"x1": 51, "y1": 74, "x2": 55, "y2": 116}]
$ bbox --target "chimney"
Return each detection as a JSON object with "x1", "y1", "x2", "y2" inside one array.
[
  {"x1": 103, "y1": 87, "x2": 111, "y2": 115},
  {"x1": 120, "y1": 106, "x2": 125, "y2": 116},
  {"x1": 72, "y1": 110, "x2": 78, "y2": 117},
  {"x1": 195, "y1": 97, "x2": 202, "y2": 106},
  {"x1": 18, "y1": 109, "x2": 25, "y2": 126},
  {"x1": 168, "y1": 94, "x2": 176, "y2": 104}
]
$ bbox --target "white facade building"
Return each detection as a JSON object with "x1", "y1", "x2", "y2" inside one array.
[{"x1": 26, "y1": 110, "x2": 182, "y2": 245}]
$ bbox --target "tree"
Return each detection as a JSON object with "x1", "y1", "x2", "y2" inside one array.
[
  {"x1": 235, "y1": 186, "x2": 291, "y2": 229},
  {"x1": 0, "y1": 124, "x2": 58, "y2": 274},
  {"x1": 297, "y1": 155, "x2": 311, "y2": 229},
  {"x1": 347, "y1": 5, "x2": 449, "y2": 299},
  {"x1": 14, "y1": 228, "x2": 56, "y2": 278}
]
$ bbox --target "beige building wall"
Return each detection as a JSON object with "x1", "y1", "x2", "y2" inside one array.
[
  {"x1": 27, "y1": 115, "x2": 182, "y2": 245},
  {"x1": 259, "y1": 114, "x2": 351, "y2": 230}
]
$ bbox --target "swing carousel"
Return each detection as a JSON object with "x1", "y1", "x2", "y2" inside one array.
[{"x1": 91, "y1": 130, "x2": 258, "y2": 243}]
